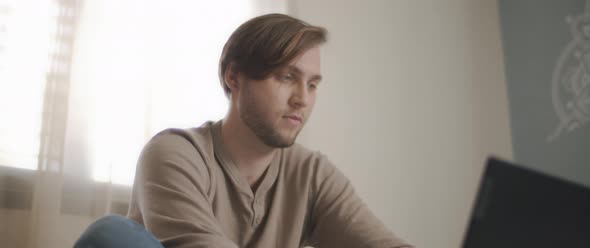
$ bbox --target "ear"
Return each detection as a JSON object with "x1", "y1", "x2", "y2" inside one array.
[{"x1": 224, "y1": 63, "x2": 240, "y2": 93}]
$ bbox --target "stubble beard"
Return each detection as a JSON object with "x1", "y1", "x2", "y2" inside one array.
[{"x1": 239, "y1": 95, "x2": 301, "y2": 148}]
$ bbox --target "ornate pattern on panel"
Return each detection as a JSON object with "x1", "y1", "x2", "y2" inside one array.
[{"x1": 549, "y1": 0, "x2": 590, "y2": 141}]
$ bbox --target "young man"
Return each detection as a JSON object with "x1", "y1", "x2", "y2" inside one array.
[{"x1": 75, "y1": 14, "x2": 412, "y2": 248}]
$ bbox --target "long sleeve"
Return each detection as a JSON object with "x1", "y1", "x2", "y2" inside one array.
[
  {"x1": 127, "y1": 131, "x2": 238, "y2": 248},
  {"x1": 307, "y1": 156, "x2": 414, "y2": 248}
]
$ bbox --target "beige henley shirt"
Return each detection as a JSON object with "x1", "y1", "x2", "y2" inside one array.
[{"x1": 127, "y1": 121, "x2": 412, "y2": 248}]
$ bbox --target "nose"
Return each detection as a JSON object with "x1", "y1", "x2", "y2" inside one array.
[{"x1": 289, "y1": 82, "x2": 310, "y2": 109}]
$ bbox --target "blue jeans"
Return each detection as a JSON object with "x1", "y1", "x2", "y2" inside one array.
[{"x1": 74, "y1": 215, "x2": 164, "y2": 248}]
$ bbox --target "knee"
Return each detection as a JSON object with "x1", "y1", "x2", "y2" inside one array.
[
  {"x1": 74, "y1": 215, "x2": 146, "y2": 248},
  {"x1": 87, "y1": 215, "x2": 137, "y2": 233},
  {"x1": 94, "y1": 215, "x2": 135, "y2": 228}
]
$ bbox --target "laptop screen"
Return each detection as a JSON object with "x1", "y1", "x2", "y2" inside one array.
[{"x1": 462, "y1": 157, "x2": 590, "y2": 248}]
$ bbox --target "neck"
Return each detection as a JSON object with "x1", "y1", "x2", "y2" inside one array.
[{"x1": 220, "y1": 106, "x2": 277, "y2": 188}]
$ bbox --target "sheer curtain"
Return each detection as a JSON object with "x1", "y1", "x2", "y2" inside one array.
[{"x1": 0, "y1": 1, "x2": 286, "y2": 247}]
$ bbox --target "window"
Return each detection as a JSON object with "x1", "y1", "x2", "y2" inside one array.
[
  {"x1": 0, "y1": 1, "x2": 272, "y2": 186},
  {"x1": 0, "y1": 0, "x2": 57, "y2": 170}
]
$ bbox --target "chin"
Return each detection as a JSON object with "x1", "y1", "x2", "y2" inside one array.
[
  {"x1": 270, "y1": 137, "x2": 297, "y2": 148},
  {"x1": 264, "y1": 134, "x2": 298, "y2": 148}
]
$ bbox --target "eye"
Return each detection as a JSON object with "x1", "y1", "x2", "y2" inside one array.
[
  {"x1": 281, "y1": 73, "x2": 294, "y2": 82},
  {"x1": 308, "y1": 83, "x2": 318, "y2": 90}
]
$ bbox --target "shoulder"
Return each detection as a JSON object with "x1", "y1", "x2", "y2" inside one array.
[
  {"x1": 147, "y1": 122, "x2": 214, "y2": 150},
  {"x1": 282, "y1": 143, "x2": 323, "y2": 169},
  {"x1": 137, "y1": 122, "x2": 216, "y2": 180},
  {"x1": 281, "y1": 143, "x2": 340, "y2": 183},
  {"x1": 144, "y1": 121, "x2": 215, "y2": 161}
]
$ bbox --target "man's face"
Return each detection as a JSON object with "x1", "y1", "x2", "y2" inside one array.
[{"x1": 237, "y1": 46, "x2": 322, "y2": 148}]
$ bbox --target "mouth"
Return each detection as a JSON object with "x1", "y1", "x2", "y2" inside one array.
[{"x1": 283, "y1": 115, "x2": 303, "y2": 124}]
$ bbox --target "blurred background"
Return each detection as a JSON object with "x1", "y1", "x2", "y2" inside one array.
[{"x1": 0, "y1": 0, "x2": 588, "y2": 247}]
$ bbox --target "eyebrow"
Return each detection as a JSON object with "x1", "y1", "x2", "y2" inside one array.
[{"x1": 286, "y1": 65, "x2": 323, "y2": 83}]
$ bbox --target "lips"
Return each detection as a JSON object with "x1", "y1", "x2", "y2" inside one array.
[{"x1": 283, "y1": 115, "x2": 303, "y2": 123}]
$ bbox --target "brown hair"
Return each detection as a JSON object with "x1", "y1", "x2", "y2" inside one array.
[{"x1": 219, "y1": 13, "x2": 327, "y2": 97}]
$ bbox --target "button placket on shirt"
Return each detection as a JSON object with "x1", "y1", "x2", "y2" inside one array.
[
  {"x1": 249, "y1": 149, "x2": 280, "y2": 228},
  {"x1": 252, "y1": 197, "x2": 262, "y2": 226}
]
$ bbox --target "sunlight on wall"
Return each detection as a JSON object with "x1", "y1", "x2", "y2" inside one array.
[
  {"x1": 0, "y1": 0, "x2": 277, "y2": 186},
  {"x1": 84, "y1": 1, "x2": 253, "y2": 185},
  {"x1": 0, "y1": 0, "x2": 57, "y2": 170}
]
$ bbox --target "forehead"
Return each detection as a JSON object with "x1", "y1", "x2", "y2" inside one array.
[{"x1": 287, "y1": 46, "x2": 321, "y2": 76}]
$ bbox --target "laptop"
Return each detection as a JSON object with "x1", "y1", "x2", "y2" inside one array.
[{"x1": 462, "y1": 157, "x2": 590, "y2": 248}]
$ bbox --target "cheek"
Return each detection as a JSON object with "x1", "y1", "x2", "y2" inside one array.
[
  {"x1": 308, "y1": 94, "x2": 317, "y2": 109},
  {"x1": 254, "y1": 92, "x2": 283, "y2": 117},
  {"x1": 270, "y1": 87, "x2": 293, "y2": 109}
]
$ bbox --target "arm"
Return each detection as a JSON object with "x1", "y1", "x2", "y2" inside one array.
[
  {"x1": 129, "y1": 131, "x2": 237, "y2": 248},
  {"x1": 307, "y1": 156, "x2": 413, "y2": 248}
]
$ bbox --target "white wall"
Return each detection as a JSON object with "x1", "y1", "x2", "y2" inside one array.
[{"x1": 291, "y1": 1, "x2": 513, "y2": 247}]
